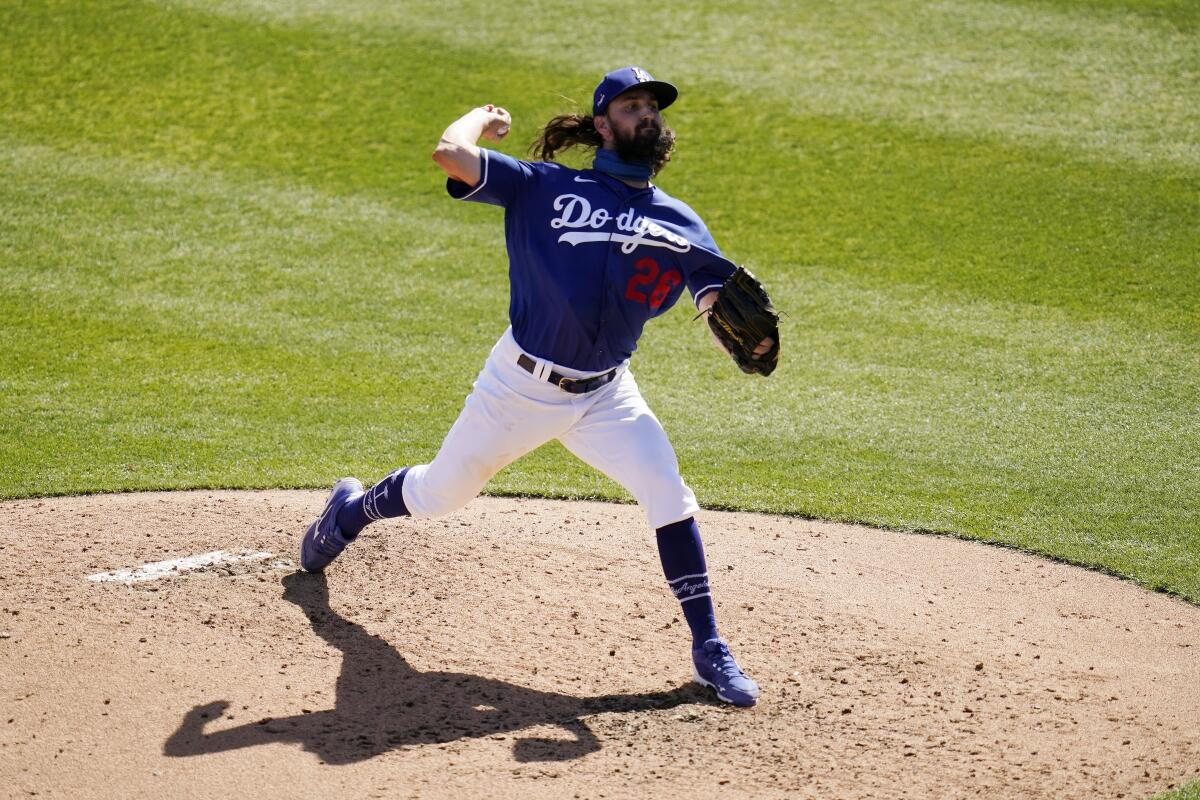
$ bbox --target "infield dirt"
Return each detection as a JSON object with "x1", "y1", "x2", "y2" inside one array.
[{"x1": 1, "y1": 491, "x2": 1197, "y2": 799}]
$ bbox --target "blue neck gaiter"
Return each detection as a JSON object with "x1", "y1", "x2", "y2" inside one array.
[{"x1": 593, "y1": 148, "x2": 653, "y2": 182}]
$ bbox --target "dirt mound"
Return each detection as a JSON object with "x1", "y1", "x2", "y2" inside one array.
[{"x1": 1, "y1": 491, "x2": 1197, "y2": 799}]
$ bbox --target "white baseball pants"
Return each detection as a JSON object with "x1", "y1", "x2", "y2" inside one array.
[{"x1": 401, "y1": 328, "x2": 699, "y2": 529}]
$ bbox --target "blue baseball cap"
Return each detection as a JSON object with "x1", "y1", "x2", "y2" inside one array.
[{"x1": 592, "y1": 66, "x2": 678, "y2": 116}]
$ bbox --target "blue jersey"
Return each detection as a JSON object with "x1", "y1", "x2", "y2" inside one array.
[{"x1": 448, "y1": 149, "x2": 738, "y2": 372}]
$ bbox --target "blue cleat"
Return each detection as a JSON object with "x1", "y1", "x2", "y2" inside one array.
[
  {"x1": 300, "y1": 477, "x2": 365, "y2": 573},
  {"x1": 692, "y1": 637, "x2": 761, "y2": 707}
]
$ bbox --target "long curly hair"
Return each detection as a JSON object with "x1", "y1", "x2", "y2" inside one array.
[{"x1": 530, "y1": 114, "x2": 676, "y2": 177}]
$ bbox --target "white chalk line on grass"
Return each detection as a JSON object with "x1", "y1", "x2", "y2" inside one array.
[{"x1": 87, "y1": 550, "x2": 277, "y2": 583}]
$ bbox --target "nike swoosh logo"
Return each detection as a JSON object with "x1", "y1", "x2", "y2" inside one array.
[{"x1": 574, "y1": 176, "x2": 597, "y2": 183}]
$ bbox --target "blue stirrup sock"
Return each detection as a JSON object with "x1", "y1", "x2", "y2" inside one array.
[
  {"x1": 336, "y1": 467, "x2": 410, "y2": 537},
  {"x1": 655, "y1": 517, "x2": 719, "y2": 646}
]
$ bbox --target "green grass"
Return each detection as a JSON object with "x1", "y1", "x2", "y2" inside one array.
[{"x1": 1, "y1": 0, "x2": 1197, "y2": 795}]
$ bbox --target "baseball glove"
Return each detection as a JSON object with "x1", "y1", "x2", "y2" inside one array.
[{"x1": 703, "y1": 266, "x2": 780, "y2": 377}]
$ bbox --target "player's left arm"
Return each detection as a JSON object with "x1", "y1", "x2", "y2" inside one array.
[{"x1": 679, "y1": 221, "x2": 775, "y2": 363}]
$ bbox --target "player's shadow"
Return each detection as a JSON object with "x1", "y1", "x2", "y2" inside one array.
[{"x1": 163, "y1": 571, "x2": 704, "y2": 764}]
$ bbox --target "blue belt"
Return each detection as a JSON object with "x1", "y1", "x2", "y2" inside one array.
[{"x1": 516, "y1": 354, "x2": 617, "y2": 394}]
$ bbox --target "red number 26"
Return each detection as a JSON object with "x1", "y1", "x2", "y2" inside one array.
[{"x1": 624, "y1": 257, "x2": 682, "y2": 311}]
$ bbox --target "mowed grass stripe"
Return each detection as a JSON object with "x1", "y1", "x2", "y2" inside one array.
[
  {"x1": 1, "y1": 2, "x2": 1196, "y2": 605},
  {"x1": 156, "y1": 0, "x2": 1200, "y2": 169}
]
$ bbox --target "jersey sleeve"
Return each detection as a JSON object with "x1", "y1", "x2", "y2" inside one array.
[
  {"x1": 684, "y1": 226, "x2": 738, "y2": 308},
  {"x1": 446, "y1": 149, "x2": 536, "y2": 208}
]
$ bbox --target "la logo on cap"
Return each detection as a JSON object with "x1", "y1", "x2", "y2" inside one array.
[{"x1": 592, "y1": 66, "x2": 678, "y2": 116}]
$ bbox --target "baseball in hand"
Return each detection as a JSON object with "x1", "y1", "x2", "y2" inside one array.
[{"x1": 482, "y1": 104, "x2": 511, "y2": 140}]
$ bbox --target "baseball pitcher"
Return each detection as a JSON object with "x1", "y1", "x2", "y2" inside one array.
[{"x1": 301, "y1": 67, "x2": 780, "y2": 707}]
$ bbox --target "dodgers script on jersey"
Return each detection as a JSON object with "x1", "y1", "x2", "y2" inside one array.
[{"x1": 448, "y1": 149, "x2": 738, "y2": 372}]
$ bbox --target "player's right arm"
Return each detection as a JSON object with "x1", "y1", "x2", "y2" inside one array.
[{"x1": 432, "y1": 104, "x2": 511, "y2": 185}]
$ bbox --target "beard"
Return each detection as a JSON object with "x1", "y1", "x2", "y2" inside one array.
[{"x1": 613, "y1": 120, "x2": 674, "y2": 166}]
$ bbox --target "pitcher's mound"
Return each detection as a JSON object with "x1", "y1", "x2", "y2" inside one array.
[{"x1": 1, "y1": 491, "x2": 1198, "y2": 799}]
